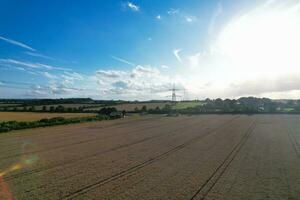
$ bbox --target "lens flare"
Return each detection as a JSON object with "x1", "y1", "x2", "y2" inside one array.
[
  {"x1": 0, "y1": 176, "x2": 13, "y2": 200},
  {"x1": 0, "y1": 141, "x2": 39, "y2": 200}
]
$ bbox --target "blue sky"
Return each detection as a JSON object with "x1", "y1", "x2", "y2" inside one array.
[{"x1": 1, "y1": 0, "x2": 300, "y2": 100}]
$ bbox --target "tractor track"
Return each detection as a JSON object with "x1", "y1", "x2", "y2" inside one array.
[
  {"x1": 287, "y1": 127, "x2": 300, "y2": 159},
  {"x1": 282, "y1": 116, "x2": 300, "y2": 159},
  {"x1": 189, "y1": 118, "x2": 256, "y2": 200},
  {"x1": 60, "y1": 115, "x2": 241, "y2": 199}
]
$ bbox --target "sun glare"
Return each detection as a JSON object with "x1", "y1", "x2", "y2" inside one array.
[{"x1": 217, "y1": 4, "x2": 300, "y2": 78}]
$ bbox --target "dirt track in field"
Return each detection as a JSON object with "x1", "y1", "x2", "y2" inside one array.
[{"x1": 0, "y1": 115, "x2": 299, "y2": 199}]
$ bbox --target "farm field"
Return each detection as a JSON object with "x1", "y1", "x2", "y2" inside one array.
[
  {"x1": 0, "y1": 115, "x2": 299, "y2": 199},
  {"x1": 174, "y1": 101, "x2": 204, "y2": 109},
  {"x1": 0, "y1": 112, "x2": 96, "y2": 122},
  {"x1": 0, "y1": 104, "x2": 21, "y2": 107}
]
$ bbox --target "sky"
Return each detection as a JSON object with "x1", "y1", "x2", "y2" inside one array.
[{"x1": 1, "y1": 0, "x2": 300, "y2": 100}]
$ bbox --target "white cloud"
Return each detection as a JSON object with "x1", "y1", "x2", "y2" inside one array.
[
  {"x1": 228, "y1": 74, "x2": 300, "y2": 97},
  {"x1": 161, "y1": 65, "x2": 169, "y2": 69},
  {"x1": 110, "y1": 55, "x2": 135, "y2": 66},
  {"x1": 185, "y1": 16, "x2": 193, "y2": 23},
  {"x1": 27, "y1": 71, "x2": 39, "y2": 76},
  {"x1": 47, "y1": 83, "x2": 82, "y2": 95},
  {"x1": 208, "y1": 2, "x2": 223, "y2": 35},
  {"x1": 167, "y1": 8, "x2": 180, "y2": 15},
  {"x1": 96, "y1": 70, "x2": 128, "y2": 78},
  {"x1": 0, "y1": 35, "x2": 35, "y2": 51},
  {"x1": 112, "y1": 81, "x2": 129, "y2": 89},
  {"x1": 185, "y1": 16, "x2": 197, "y2": 23},
  {"x1": 60, "y1": 71, "x2": 84, "y2": 86},
  {"x1": 166, "y1": 8, "x2": 196, "y2": 24},
  {"x1": 186, "y1": 52, "x2": 203, "y2": 70},
  {"x1": 88, "y1": 64, "x2": 184, "y2": 100},
  {"x1": 29, "y1": 80, "x2": 83, "y2": 97},
  {"x1": 0, "y1": 59, "x2": 71, "y2": 71},
  {"x1": 173, "y1": 49, "x2": 182, "y2": 62},
  {"x1": 127, "y1": 2, "x2": 139, "y2": 11},
  {"x1": 42, "y1": 72, "x2": 57, "y2": 79},
  {"x1": 156, "y1": 15, "x2": 162, "y2": 20},
  {"x1": 131, "y1": 65, "x2": 160, "y2": 78},
  {"x1": 24, "y1": 51, "x2": 54, "y2": 60},
  {"x1": 64, "y1": 72, "x2": 84, "y2": 80}
]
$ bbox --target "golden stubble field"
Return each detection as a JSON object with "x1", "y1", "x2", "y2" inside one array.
[
  {"x1": 0, "y1": 114, "x2": 299, "y2": 199},
  {"x1": 0, "y1": 112, "x2": 96, "y2": 122}
]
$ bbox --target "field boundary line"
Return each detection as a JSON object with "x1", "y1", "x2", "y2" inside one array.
[
  {"x1": 60, "y1": 115, "x2": 241, "y2": 200},
  {"x1": 190, "y1": 118, "x2": 256, "y2": 200}
]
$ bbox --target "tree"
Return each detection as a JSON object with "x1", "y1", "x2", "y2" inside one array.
[
  {"x1": 99, "y1": 107, "x2": 117, "y2": 115},
  {"x1": 55, "y1": 105, "x2": 65, "y2": 112},
  {"x1": 141, "y1": 105, "x2": 147, "y2": 112},
  {"x1": 163, "y1": 104, "x2": 172, "y2": 112},
  {"x1": 49, "y1": 106, "x2": 55, "y2": 112},
  {"x1": 29, "y1": 106, "x2": 35, "y2": 112},
  {"x1": 122, "y1": 110, "x2": 126, "y2": 117},
  {"x1": 78, "y1": 106, "x2": 83, "y2": 111}
]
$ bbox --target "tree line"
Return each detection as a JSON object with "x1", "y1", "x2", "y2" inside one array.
[{"x1": 0, "y1": 107, "x2": 124, "y2": 133}]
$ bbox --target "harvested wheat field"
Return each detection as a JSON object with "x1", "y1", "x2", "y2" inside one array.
[
  {"x1": 0, "y1": 112, "x2": 96, "y2": 122},
  {"x1": 0, "y1": 115, "x2": 299, "y2": 200}
]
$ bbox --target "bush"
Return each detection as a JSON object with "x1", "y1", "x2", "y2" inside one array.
[{"x1": 99, "y1": 107, "x2": 117, "y2": 115}]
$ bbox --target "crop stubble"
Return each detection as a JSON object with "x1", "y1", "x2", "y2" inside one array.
[{"x1": 0, "y1": 115, "x2": 299, "y2": 199}]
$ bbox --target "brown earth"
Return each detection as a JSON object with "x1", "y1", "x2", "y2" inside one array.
[
  {"x1": 0, "y1": 112, "x2": 96, "y2": 122},
  {"x1": 0, "y1": 115, "x2": 299, "y2": 200}
]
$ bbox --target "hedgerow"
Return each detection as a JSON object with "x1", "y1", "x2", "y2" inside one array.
[{"x1": 0, "y1": 115, "x2": 111, "y2": 133}]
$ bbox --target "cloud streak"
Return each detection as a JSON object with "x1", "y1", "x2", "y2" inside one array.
[
  {"x1": 0, "y1": 59, "x2": 71, "y2": 71},
  {"x1": 127, "y1": 2, "x2": 139, "y2": 11},
  {"x1": 42, "y1": 71, "x2": 57, "y2": 79},
  {"x1": 167, "y1": 8, "x2": 180, "y2": 15},
  {"x1": 208, "y1": 2, "x2": 223, "y2": 35},
  {"x1": 185, "y1": 16, "x2": 197, "y2": 23},
  {"x1": 110, "y1": 55, "x2": 136, "y2": 66},
  {"x1": 173, "y1": 49, "x2": 182, "y2": 62},
  {"x1": 0, "y1": 36, "x2": 35, "y2": 51},
  {"x1": 96, "y1": 70, "x2": 128, "y2": 78},
  {"x1": 24, "y1": 52, "x2": 54, "y2": 60}
]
